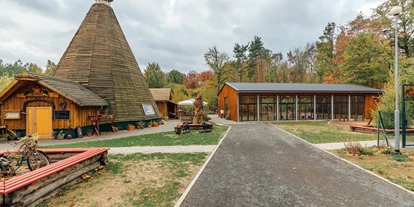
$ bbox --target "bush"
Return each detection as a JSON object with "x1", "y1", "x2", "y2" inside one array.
[
  {"x1": 344, "y1": 142, "x2": 375, "y2": 156},
  {"x1": 371, "y1": 80, "x2": 414, "y2": 129},
  {"x1": 344, "y1": 142, "x2": 363, "y2": 156},
  {"x1": 391, "y1": 153, "x2": 412, "y2": 162},
  {"x1": 361, "y1": 148, "x2": 375, "y2": 156}
]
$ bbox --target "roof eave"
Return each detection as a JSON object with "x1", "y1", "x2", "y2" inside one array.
[
  {"x1": 154, "y1": 100, "x2": 178, "y2": 105},
  {"x1": 237, "y1": 90, "x2": 383, "y2": 94},
  {"x1": 0, "y1": 80, "x2": 20, "y2": 102},
  {"x1": 80, "y1": 103, "x2": 108, "y2": 107},
  {"x1": 37, "y1": 81, "x2": 83, "y2": 106}
]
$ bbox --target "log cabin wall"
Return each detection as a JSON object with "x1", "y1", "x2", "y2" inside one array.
[
  {"x1": 217, "y1": 85, "x2": 238, "y2": 121},
  {"x1": 0, "y1": 81, "x2": 100, "y2": 130},
  {"x1": 155, "y1": 102, "x2": 167, "y2": 118},
  {"x1": 365, "y1": 95, "x2": 379, "y2": 119}
]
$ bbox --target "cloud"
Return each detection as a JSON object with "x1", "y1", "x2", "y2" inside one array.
[{"x1": 0, "y1": 0, "x2": 383, "y2": 73}]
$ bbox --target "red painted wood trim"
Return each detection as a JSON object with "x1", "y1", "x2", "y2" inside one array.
[
  {"x1": 0, "y1": 148, "x2": 109, "y2": 194},
  {"x1": 5, "y1": 148, "x2": 108, "y2": 191}
]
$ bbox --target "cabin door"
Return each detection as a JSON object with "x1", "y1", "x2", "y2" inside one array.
[{"x1": 26, "y1": 107, "x2": 52, "y2": 139}]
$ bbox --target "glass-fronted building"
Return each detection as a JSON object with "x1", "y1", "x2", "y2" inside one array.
[{"x1": 217, "y1": 82, "x2": 382, "y2": 122}]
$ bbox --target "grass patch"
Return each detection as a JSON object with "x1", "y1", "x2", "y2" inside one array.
[
  {"x1": 37, "y1": 153, "x2": 208, "y2": 207},
  {"x1": 387, "y1": 177, "x2": 414, "y2": 191},
  {"x1": 391, "y1": 153, "x2": 412, "y2": 162},
  {"x1": 274, "y1": 121, "x2": 377, "y2": 143},
  {"x1": 131, "y1": 181, "x2": 181, "y2": 206},
  {"x1": 45, "y1": 124, "x2": 228, "y2": 148},
  {"x1": 334, "y1": 147, "x2": 414, "y2": 192}
]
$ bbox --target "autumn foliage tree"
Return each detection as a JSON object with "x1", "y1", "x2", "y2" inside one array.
[
  {"x1": 197, "y1": 71, "x2": 214, "y2": 86},
  {"x1": 183, "y1": 70, "x2": 199, "y2": 89}
]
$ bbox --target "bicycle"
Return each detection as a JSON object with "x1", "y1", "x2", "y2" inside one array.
[{"x1": 0, "y1": 133, "x2": 50, "y2": 177}]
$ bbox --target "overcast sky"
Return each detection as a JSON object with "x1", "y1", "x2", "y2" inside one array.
[{"x1": 0, "y1": 0, "x2": 384, "y2": 73}]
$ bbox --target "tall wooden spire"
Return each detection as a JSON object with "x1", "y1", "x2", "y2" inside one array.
[{"x1": 53, "y1": 1, "x2": 161, "y2": 122}]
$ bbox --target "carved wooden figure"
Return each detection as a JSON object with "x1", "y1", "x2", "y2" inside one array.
[{"x1": 193, "y1": 93, "x2": 204, "y2": 124}]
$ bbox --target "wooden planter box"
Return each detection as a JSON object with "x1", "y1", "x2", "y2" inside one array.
[{"x1": 0, "y1": 148, "x2": 109, "y2": 206}]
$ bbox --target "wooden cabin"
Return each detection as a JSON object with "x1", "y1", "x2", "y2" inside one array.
[
  {"x1": 0, "y1": 1, "x2": 164, "y2": 139},
  {"x1": 218, "y1": 82, "x2": 383, "y2": 122},
  {"x1": 149, "y1": 88, "x2": 178, "y2": 118},
  {"x1": 0, "y1": 72, "x2": 108, "y2": 139}
]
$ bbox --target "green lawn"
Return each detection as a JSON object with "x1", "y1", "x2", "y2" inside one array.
[
  {"x1": 274, "y1": 121, "x2": 378, "y2": 144},
  {"x1": 37, "y1": 153, "x2": 208, "y2": 207},
  {"x1": 45, "y1": 124, "x2": 229, "y2": 148}
]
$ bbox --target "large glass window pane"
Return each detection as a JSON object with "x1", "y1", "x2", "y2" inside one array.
[
  {"x1": 260, "y1": 96, "x2": 276, "y2": 121},
  {"x1": 334, "y1": 96, "x2": 348, "y2": 119},
  {"x1": 316, "y1": 96, "x2": 331, "y2": 119},
  {"x1": 239, "y1": 96, "x2": 257, "y2": 121},
  {"x1": 351, "y1": 95, "x2": 365, "y2": 120},
  {"x1": 241, "y1": 96, "x2": 256, "y2": 103},
  {"x1": 260, "y1": 96, "x2": 275, "y2": 104},
  {"x1": 298, "y1": 96, "x2": 313, "y2": 120},
  {"x1": 260, "y1": 104, "x2": 275, "y2": 121},
  {"x1": 279, "y1": 96, "x2": 296, "y2": 120}
]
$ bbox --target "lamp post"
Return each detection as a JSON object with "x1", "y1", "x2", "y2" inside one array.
[{"x1": 389, "y1": 6, "x2": 402, "y2": 153}]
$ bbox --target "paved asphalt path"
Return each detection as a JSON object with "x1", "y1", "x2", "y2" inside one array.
[{"x1": 181, "y1": 123, "x2": 414, "y2": 207}]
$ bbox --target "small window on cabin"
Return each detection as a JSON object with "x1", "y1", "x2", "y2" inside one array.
[
  {"x1": 4, "y1": 111, "x2": 21, "y2": 119},
  {"x1": 142, "y1": 104, "x2": 156, "y2": 115}
]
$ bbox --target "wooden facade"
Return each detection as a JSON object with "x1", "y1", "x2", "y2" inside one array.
[
  {"x1": 0, "y1": 1, "x2": 164, "y2": 139},
  {"x1": 150, "y1": 88, "x2": 177, "y2": 118},
  {"x1": 155, "y1": 102, "x2": 177, "y2": 118},
  {"x1": 0, "y1": 73, "x2": 107, "y2": 139},
  {"x1": 217, "y1": 84, "x2": 238, "y2": 121},
  {"x1": 218, "y1": 83, "x2": 382, "y2": 122}
]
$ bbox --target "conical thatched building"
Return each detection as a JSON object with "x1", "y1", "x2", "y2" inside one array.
[{"x1": 53, "y1": 0, "x2": 161, "y2": 122}]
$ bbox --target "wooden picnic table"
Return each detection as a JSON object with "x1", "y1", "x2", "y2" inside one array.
[{"x1": 88, "y1": 114, "x2": 117, "y2": 136}]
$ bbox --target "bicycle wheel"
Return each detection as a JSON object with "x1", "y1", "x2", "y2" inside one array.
[
  {"x1": 8, "y1": 155, "x2": 21, "y2": 172},
  {"x1": 27, "y1": 152, "x2": 49, "y2": 171}
]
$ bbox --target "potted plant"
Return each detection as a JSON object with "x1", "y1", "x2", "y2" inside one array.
[
  {"x1": 127, "y1": 124, "x2": 136, "y2": 131},
  {"x1": 152, "y1": 121, "x2": 159, "y2": 127},
  {"x1": 147, "y1": 121, "x2": 152, "y2": 128},
  {"x1": 86, "y1": 129, "x2": 93, "y2": 137}
]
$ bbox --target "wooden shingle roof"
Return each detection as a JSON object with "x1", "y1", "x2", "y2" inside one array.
[
  {"x1": 16, "y1": 72, "x2": 108, "y2": 106},
  {"x1": 149, "y1": 88, "x2": 172, "y2": 101},
  {"x1": 52, "y1": 2, "x2": 161, "y2": 121}
]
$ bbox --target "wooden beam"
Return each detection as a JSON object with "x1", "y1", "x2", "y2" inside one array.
[{"x1": 16, "y1": 92, "x2": 59, "y2": 98}]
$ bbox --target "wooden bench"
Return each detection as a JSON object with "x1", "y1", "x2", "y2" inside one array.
[
  {"x1": 349, "y1": 125, "x2": 401, "y2": 134},
  {"x1": 175, "y1": 122, "x2": 213, "y2": 134}
]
